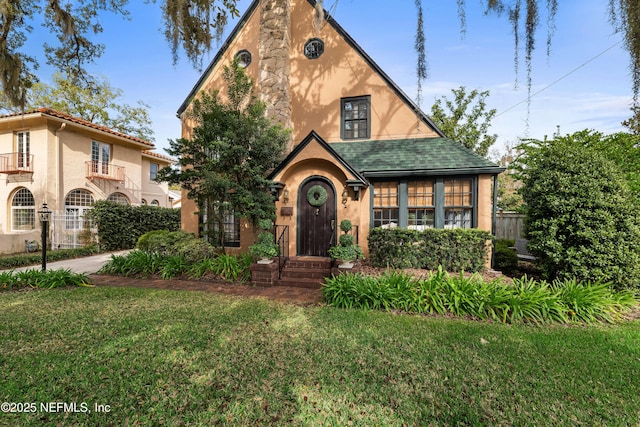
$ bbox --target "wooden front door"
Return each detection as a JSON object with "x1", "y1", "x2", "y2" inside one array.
[{"x1": 298, "y1": 179, "x2": 336, "y2": 256}]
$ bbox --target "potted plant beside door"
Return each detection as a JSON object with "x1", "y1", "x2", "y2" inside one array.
[
  {"x1": 328, "y1": 219, "x2": 363, "y2": 268},
  {"x1": 249, "y1": 219, "x2": 279, "y2": 264}
]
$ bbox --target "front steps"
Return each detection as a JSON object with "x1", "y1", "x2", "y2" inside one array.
[
  {"x1": 276, "y1": 257, "x2": 332, "y2": 289},
  {"x1": 250, "y1": 256, "x2": 333, "y2": 289}
]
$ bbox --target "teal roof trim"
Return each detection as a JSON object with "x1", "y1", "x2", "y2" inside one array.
[{"x1": 332, "y1": 138, "x2": 505, "y2": 177}]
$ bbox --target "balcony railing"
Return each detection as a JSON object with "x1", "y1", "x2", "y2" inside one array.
[
  {"x1": 0, "y1": 152, "x2": 34, "y2": 174},
  {"x1": 85, "y1": 161, "x2": 125, "y2": 181}
]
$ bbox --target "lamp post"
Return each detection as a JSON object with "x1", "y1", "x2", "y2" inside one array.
[{"x1": 38, "y1": 202, "x2": 52, "y2": 272}]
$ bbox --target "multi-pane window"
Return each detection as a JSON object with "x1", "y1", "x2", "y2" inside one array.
[
  {"x1": 408, "y1": 180, "x2": 435, "y2": 229},
  {"x1": 444, "y1": 179, "x2": 473, "y2": 229},
  {"x1": 372, "y1": 178, "x2": 475, "y2": 230},
  {"x1": 150, "y1": 163, "x2": 158, "y2": 180},
  {"x1": 107, "y1": 192, "x2": 129, "y2": 205},
  {"x1": 202, "y1": 205, "x2": 241, "y2": 247},
  {"x1": 16, "y1": 131, "x2": 30, "y2": 168},
  {"x1": 65, "y1": 189, "x2": 94, "y2": 230},
  {"x1": 304, "y1": 38, "x2": 324, "y2": 59},
  {"x1": 342, "y1": 96, "x2": 370, "y2": 140},
  {"x1": 373, "y1": 181, "x2": 399, "y2": 228},
  {"x1": 91, "y1": 141, "x2": 110, "y2": 175},
  {"x1": 11, "y1": 188, "x2": 35, "y2": 230}
]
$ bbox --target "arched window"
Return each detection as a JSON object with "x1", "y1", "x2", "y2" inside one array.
[
  {"x1": 150, "y1": 199, "x2": 160, "y2": 207},
  {"x1": 65, "y1": 189, "x2": 94, "y2": 230},
  {"x1": 11, "y1": 188, "x2": 35, "y2": 230},
  {"x1": 107, "y1": 192, "x2": 130, "y2": 205},
  {"x1": 141, "y1": 199, "x2": 147, "y2": 206}
]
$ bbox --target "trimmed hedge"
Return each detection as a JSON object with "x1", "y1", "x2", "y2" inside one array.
[
  {"x1": 89, "y1": 201, "x2": 181, "y2": 250},
  {"x1": 368, "y1": 228, "x2": 492, "y2": 272}
]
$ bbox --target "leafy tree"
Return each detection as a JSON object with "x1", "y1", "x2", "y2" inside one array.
[
  {"x1": 15, "y1": 73, "x2": 154, "y2": 141},
  {"x1": 514, "y1": 135, "x2": 640, "y2": 290},
  {"x1": 622, "y1": 104, "x2": 640, "y2": 134},
  {"x1": 430, "y1": 86, "x2": 497, "y2": 157},
  {"x1": 156, "y1": 60, "x2": 288, "y2": 249},
  {"x1": 1, "y1": 1, "x2": 639, "y2": 110}
]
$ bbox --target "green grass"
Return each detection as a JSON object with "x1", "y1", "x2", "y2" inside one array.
[{"x1": 1, "y1": 287, "x2": 639, "y2": 426}]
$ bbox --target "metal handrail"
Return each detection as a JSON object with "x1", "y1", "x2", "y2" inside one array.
[
  {"x1": 275, "y1": 225, "x2": 289, "y2": 279},
  {"x1": 85, "y1": 161, "x2": 125, "y2": 181},
  {"x1": 0, "y1": 152, "x2": 34, "y2": 173}
]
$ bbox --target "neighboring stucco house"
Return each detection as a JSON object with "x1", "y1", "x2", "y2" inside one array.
[
  {"x1": 0, "y1": 108, "x2": 174, "y2": 254},
  {"x1": 177, "y1": 0, "x2": 504, "y2": 259}
]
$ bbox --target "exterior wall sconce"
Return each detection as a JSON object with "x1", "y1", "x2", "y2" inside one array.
[
  {"x1": 38, "y1": 202, "x2": 52, "y2": 271},
  {"x1": 342, "y1": 188, "x2": 349, "y2": 205},
  {"x1": 283, "y1": 189, "x2": 289, "y2": 204}
]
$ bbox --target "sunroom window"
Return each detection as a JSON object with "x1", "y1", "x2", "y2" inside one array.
[
  {"x1": 444, "y1": 179, "x2": 473, "y2": 229},
  {"x1": 373, "y1": 181, "x2": 399, "y2": 228},
  {"x1": 408, "y1": 180, "x2": 435, "y2": 229}
]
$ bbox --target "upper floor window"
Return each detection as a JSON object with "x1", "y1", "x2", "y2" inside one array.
[
  {"x1": 150, "y1": 163, "x2": 159, "y2": 181},
  {"x1": 235, "y1": 50, "x2": 252, "y2": 68},
  {"x1": 16, "y1": 131, "x2": 30, "y2": 168},
  {"x1": 91, "y1": 141, "x2": 111, "y2": 175},
  {"x1": 304, "y1": 38, "x2": 324, "y2": 59},
  {"x1": 341, "y1": 96, "x2": 370, "y2": 140},
  {"x1": 11, "y1": 188, "x2": 35, "y2": 230}
]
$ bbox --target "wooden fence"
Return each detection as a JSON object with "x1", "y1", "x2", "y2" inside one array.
[{"x1": 495, "y1": 211, "x2": 525, "y2": 241}]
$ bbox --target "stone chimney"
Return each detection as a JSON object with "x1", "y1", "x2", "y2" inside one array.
[{"x1": 259, "y1": 0, "x2": 294, "y2": 151}]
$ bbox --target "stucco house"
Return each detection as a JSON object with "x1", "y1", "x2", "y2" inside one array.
[
  {"x1": 0, "y1": 108, "x2": 174, "y2": 254},
  {"x1": 177, "y1": 0, "x2": 504, "y2": 264}
]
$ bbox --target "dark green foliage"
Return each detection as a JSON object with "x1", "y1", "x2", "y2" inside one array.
[
  {"x1": 248, "y1": 232, "x2": 279, "y2": 259},
  {"x1": 322, "y1": 270, "x2": 638, "y2": 324},
  {"x1": 515, "y1": 135, "x2": 640, "y2": 289},
  {"x1": 98, "y1": 250, "x2": 250, "y2": 283},
  {"x1": 0, "y1": 245, "x2": 99, "y2": 270},
  {"x1": 157, "y1": 61, "x2": 288, "y2": 247},
  {"x1": 494, "y1": 239, "x2": 518, "y2": 275},
  {"x1": 89, "y1": 201, "x2": 180, "y2": 251},
  {"x1": 0, "y1": 269, "x2": 91, "y2": 291},
  {"x1": 368, "y1": 228, "x2": 492, "y2": 272},
  {"x1": 328, "y1": 218, "x2": 363, "y2": 262}
]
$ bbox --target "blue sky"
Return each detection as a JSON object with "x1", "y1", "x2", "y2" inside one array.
[{"x1": 30, "y1": 0, "x2": 632, "y2": 157}]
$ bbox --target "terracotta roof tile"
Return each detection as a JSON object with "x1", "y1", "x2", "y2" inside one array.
[{"x1": 0, "y1": 108, "x2": 155, "y2": 148}]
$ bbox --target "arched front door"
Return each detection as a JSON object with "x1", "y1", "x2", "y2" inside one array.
[{"x1": 298, "y1": 178, "x2": 336, "y2": 256}]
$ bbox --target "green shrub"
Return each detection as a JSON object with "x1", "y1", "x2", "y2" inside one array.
[
  {"x1": 0, "y1": 269, "x2": 91, "y2": 291},
  {"x1": 89, "y1": 201, "x2": 181, "y2": 250},
  {"x1": 494, "y1": 239, "x2": 518, "y2": 275},
  {"x1": 322, "y1": 270, "x2": 638, "y2": 324},
  {"x1": 517, "y1": 137, "x2": 640, "y2": 290},
  {"x1": 173, "y1": 237, "x2": 218, "y2": 263},
  {"x1": 367, "y1": 228, "x2": 492, "y2": 272}
]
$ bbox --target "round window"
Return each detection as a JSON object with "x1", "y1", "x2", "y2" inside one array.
[
  {"x1": 304, "y1": 38, "x2": 324, "y2": 59},
  {"x1": 235, "y1": 50, "x2": 252, "y2": 68}
]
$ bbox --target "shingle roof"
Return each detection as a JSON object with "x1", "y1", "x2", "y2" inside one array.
[{"x1": 332, "y1": 138, "x2": 504, "y2": 177}]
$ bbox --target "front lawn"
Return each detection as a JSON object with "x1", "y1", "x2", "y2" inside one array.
[{"x1": 1, "y1": 287, "x2": 639, "y2": 426}]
